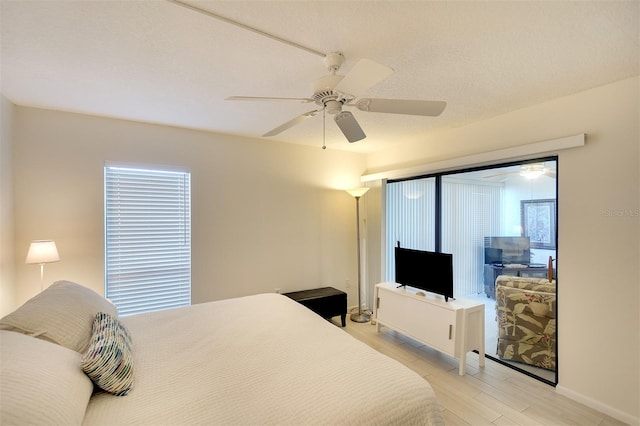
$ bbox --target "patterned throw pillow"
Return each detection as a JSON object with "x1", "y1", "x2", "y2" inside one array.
[{"x1": 81, "y1": 312, "x2": 134, "y2": 396}]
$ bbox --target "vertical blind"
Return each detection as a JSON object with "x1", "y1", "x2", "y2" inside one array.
[
  {"x1": 385, "y1": 178, "x2": 436, "y2": 281},
  {"x1": 441, "y1": 177, "x2": 502, "y2": 296},
  {"x1": 385, "y1": 176, "x2": 501, "y2": 297},
  {"x1": 105, "y1": 166, "x2": 191, "y2": 316}
]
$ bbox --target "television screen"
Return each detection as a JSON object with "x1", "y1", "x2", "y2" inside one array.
[
  {"x1": 484, "y1": 236, "x2": 531, "y2": 265},
  {"x1": 394, "y1": 247, "x2": 453, "y2": 301},
  {"x1": 484, "y1": 247, "x2": 503, "y2": 265}
]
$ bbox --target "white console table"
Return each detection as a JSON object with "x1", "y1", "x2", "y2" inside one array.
[{"x1": 374, "y1": 282, "x2": 485, "y2": 375}]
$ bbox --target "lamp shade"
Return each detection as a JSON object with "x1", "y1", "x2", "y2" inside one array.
[
  {"x1": 346, "y1": 187, "x2": 370, "y2": 198},
  {"x1": 25, "y1": 240, "x2": 60, "y2": 264}
]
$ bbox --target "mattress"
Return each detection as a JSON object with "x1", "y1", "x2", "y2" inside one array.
[{"x1": 82, "y1": 293, "x2": 444, "y2": 425}]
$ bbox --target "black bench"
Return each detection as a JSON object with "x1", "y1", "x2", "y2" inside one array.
[{"x1": 283, "y1": 287, "x2": 347, "y2": 327}]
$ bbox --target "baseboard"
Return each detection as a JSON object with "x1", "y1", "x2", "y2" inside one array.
[{"x1": 555, "y1": 385, "x2": 639, "y2": 425}]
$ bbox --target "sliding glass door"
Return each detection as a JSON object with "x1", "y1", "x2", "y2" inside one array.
[{"x1": 384, "y1": 158, "x2": 558, "y2": 384}]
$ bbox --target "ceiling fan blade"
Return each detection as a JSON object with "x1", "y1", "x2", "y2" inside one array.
[
  {"x1": 355, "y1": 99, "x2": 446, "y2": 116},
  {"x1": 333, "y1": 59, "x2": 393, "y2": 98},
  {"x1": 262, "y1": 109, "x2": 320, "y2": 137},
  {"x1": 226, "y1": 96, "x2": 314, "y2": 103},
  {"x1": 482, "y1": 172, "x2": 511, "y2": 180},
  {"x1": 334, "y1": 111, "x2": 366, "y2": 143}
]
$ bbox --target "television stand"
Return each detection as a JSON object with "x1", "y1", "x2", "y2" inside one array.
[{"x1": 374, "y1": 282, "x2": 485, "y2": 375}]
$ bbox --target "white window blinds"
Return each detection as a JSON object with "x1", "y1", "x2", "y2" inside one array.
[{"x1": 105, "y1": 165, "x2": 191, "y2": 316}]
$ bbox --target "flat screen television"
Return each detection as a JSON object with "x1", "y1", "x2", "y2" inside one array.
[
  {"x1": 483, "y1": 236, "x2": 531, "y2": 265},
  {"x1": 484, "y1": 247, "x2": 503, "y2": 265},
  {"x1": 394, "y1": 247, "x2": 454, "y2": 302}
]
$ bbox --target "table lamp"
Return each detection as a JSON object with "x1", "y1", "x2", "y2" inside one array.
[{"x1": 25, "y1": 240, "x2": 60, "y2": 291}]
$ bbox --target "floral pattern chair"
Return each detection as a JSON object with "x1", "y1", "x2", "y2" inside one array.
[{"x1": 495, "y1": 275, "x2": 556, "y2": 370}]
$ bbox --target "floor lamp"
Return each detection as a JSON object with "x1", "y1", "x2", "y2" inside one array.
[
  {"x1": 346, "y1": 187, "x2": 370, "y2": 323},
  {"x1": 25, "y1": 240, "x2": 60, "y2": 292}
]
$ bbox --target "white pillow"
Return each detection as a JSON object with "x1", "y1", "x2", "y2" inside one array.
[
  {"x1": 0, "y1": 280, "x2": 118, "y2": 354},
  {"x1": 0, "y1": 330, "x2": 94, "y2": 425}
]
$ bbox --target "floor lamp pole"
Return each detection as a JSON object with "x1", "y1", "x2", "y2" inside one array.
[
  {"x1": 39, "y1": 263, "x2": 45, "y2": 292},
  {"x1": 350, "y1": 193, "x2": 369, "y2": 323}
]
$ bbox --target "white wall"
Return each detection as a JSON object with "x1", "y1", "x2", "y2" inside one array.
[
  {"x1": 0, "y1": 96, "x2": 16, "y2": 315},
  {"x1": 365, "y1": 76, "x2": 640, "y2": 423},
  {"x1": 7, "y1": 106, "x2": 367, "y2": 311},
  {"x1": 503, "y1": 171, "x2": 557, "y2": 265}
]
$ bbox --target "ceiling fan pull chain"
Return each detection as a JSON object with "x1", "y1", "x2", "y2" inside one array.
[{"x1": 322, "y1": 108, "x2": 327, "y2": 150}]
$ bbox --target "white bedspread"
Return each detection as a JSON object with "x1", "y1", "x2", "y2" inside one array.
[{"x1": 83, "y1": 293, "x2": 443, "y2": 425}]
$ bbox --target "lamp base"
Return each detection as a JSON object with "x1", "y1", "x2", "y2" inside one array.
[{"x1": 350, "y1": 312, "x2": 371, "y2": 323}]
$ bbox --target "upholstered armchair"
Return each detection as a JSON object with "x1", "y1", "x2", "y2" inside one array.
[{"x1": 495, "y1": 275, "x2": 556, "y2": 370}]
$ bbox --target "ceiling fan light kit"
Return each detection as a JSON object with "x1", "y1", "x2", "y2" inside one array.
[{"x1": 324, "y1": 99, "x2": 343, "y2": 115}]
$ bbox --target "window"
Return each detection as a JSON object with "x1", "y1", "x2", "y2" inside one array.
[{"x1": 105, "y1": 165, "x2": 191, "y2": 316}]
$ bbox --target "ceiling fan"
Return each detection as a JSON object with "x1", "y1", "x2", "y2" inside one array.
[
  {"x1": 226, "y1": 52, "x2": 446, "y2": 145},
  {"x1": 483, "y1": 163, "x2": 557, "y2": 181}
]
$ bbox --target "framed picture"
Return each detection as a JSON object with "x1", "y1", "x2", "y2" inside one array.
[{"x1": 521, "y1": 199, "x2": 556, "y2": 250}]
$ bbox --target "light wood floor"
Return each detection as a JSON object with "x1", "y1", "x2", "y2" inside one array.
[{"x1": 342, "y1": 319, "x2": 625, "y2": 426}]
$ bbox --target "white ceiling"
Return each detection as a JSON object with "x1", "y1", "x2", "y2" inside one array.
[{"x1": 1, "y1": 0, "x2": 638, "y2": 154}]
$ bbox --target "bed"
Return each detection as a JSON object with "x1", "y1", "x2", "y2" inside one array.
[{"x1": 0, "y1": 280, "x2": 444, "y2": 425}]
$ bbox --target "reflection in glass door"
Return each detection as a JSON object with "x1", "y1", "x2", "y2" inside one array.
[
  {"x1": 441, "y1": 159, "x2": 557, "y2": 384},
  {"x1": 384, "y1": 158, "x2": 557, "y2": 384}
]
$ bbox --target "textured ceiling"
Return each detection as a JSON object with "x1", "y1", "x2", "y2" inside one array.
[{"x1": 1, "y1": 0, "x2": 638, "y2": 153}]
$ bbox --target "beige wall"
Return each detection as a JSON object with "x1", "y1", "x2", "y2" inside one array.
[
  {"x1": 365, "y1": 76, "x2": 640, "y2": 423},
  {"x1": 8, "y1": 107, "x2": 367, "y2": 309},
  {"x1": 0, "y1": 96, "x2": 16, "y2": 315}
]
